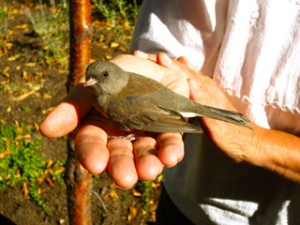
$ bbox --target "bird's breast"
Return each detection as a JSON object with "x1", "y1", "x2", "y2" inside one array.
[{"x1": 91, "y1": 94, "x2": 109, "y2": 117}]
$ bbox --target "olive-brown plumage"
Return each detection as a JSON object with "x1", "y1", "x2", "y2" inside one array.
[{"x1": 84, "y1": 61, "x2": 251, "y2": 133}]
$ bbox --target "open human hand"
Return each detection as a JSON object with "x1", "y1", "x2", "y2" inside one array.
[{"x1": 39, "y1": 54, "x2": 187, "y2": 189}]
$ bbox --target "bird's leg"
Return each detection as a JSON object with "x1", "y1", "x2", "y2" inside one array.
[
  {"x1": 108, "y1": 134, "x2": 136, "y2": 142},
  {"x1": 107, "y1": 131, "x2": 151, "y2": 142}
]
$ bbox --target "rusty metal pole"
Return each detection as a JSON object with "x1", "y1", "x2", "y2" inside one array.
[{"x1": 66, "y1": 0, "x2": 92, "y2": 225}]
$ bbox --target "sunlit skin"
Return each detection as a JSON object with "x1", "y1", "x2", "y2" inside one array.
[
  {"x1": 40, "y1": 54, "x2": 186, "y2": 188},
  {"x1": 40, "y1": 52, "x2": 300, "y2": 189}
]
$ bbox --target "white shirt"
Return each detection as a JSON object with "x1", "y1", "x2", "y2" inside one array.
[
  {"x1": 132, "y1": 0, "x2": 300, "y2": 134},
  {"x1": 131, "y1": 0, "x2": 300, "y2": 224}
]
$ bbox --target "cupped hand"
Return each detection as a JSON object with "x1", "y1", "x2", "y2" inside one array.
[
  {"x1": 135, "y1": 50, "x2": 255, "y2": 163},
  {"x1": 39, "y1": 54, "x2": 186, "y2": 189}
]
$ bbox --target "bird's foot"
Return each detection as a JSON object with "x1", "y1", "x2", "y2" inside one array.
[{"x1": 108, "y1": 134, "x2": 136, "y2": 142}]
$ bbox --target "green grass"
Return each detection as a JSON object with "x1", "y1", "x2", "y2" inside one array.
[
  {"x1": 92, "y1": 0, "x2": 141, "y2": 34},
  {"x1": 135, "y1": 180, "x2": 153, "y2": 214},
  {"x1": 24, "y1": 0, "x2": 69, "y2": 68},
  {"x1": 21, "y1": 106, "x2": 31, "y2": 113},
  {"x1": 0, "y1": 5, "x2": 8, "y2": 50},
  {"x1": 22, "y1": 0, "x2": 141, "y2": 68},
  {"x1": 92, "y1": 0, "x2": 139, "y2": 23},
  {"x1": 0, "y1": 6, "x2": 7, "y2": 35},
  {"x1": 0, "y1": 122, "x2": 65, "y2": 215}
]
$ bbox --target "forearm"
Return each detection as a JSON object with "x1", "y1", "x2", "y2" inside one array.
[
  {"x1": 200, "y1": 103, "x2": 300, "y2": 182},
  {"x1": 129, "y1": 51, "x2": 300, "y2": 182},
  {"x1": 244, "y1": 124, "x2": 300, "y2": 182},
  {"x1": 189, "y1": 75, "x2": 300, "y2": 182}
]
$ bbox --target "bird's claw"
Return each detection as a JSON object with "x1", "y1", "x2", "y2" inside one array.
[{"x1": 108, "y1": 134, "x2": 136, "y2": 142}]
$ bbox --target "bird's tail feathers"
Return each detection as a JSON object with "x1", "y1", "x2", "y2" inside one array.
[{"x1": 197, "y1": 106, "x2": 252, "y2": 129}]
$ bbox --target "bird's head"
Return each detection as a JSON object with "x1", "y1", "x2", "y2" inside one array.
[{"x1": 84, "y1": 61, "x2": 129, "y2": 95}]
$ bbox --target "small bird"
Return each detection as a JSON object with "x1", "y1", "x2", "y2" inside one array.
[{"x1": 84, "y1": 61, "x2": 251, "y2": 134}]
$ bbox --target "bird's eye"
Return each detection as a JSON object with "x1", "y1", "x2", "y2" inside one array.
[{"x1": 103, "y1": 71, "x2": 109, "y2": 77}]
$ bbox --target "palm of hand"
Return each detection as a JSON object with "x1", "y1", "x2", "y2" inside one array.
[{"x1": 40, "y1": 54, "x2": 186, "y2": 189}]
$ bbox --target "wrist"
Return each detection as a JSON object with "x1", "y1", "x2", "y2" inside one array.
[
  {"x1": 237, "y1": 124, "x2": 263, "y2": 164},
  {"x1": 203, "y1": 118, "x2": 258, "y2": 163}
]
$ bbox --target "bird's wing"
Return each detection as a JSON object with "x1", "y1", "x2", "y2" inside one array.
[{"x1": 106, "y1": 96, "x2": 202, "y2": 133}]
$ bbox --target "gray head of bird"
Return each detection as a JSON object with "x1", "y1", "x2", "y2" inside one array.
[{"x1": 84, "y1": 61, "x2": 129, "y2": 95}]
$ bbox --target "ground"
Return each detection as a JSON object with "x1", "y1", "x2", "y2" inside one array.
[{"x1": 0, "y1": 1, "x2": 161, "y2": 224}]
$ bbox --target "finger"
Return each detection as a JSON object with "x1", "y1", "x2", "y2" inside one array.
[
  {"x1": 156, "y1": 52, "x2": 179, "y2": 70},
  {"x1": 156, "y1": 132, "x2": 184, "y2": 167},
  {"x1": 133, "y1": 137, "x2": 163, "y2": 181},
  {"x1": 39, "y1": 85, "x2": 93, "y2": 138},
  {"x1": 133, "y1": 50, "x2": 157, "y2": 62},
  {"x1": 177, "y1": 56, "x2": 197, "y2": 71},
  {"x1": 156, "y1": 52, "x2": 192, "y2": 73},
  {"x1": 75, "y1": 124, "x2": 109, "y2": 175},
  {"x1": 157, "y1": 53, "x2": 196, "y2": 79},
  {"x1": 188, "y1": 78, "x2": 201, "y2": 101},
  {"x1": 107, "y1": 139, "x2": 138, "y2": 189}
]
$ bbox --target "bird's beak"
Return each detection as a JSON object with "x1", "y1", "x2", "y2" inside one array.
[{"x1": 84, "y1": 78, "x2": 98, "y2": 87}]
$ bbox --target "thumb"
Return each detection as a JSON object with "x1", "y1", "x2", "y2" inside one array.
[{"x1": 39, "y1": 85, "x2": 93, "y2": 138}]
